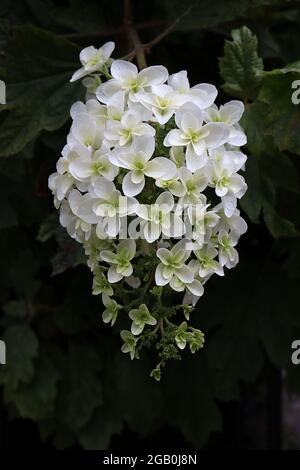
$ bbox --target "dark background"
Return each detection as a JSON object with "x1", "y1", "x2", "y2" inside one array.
[{"x1": 1, "y1": 0, "x2": 300, "y2": 450}]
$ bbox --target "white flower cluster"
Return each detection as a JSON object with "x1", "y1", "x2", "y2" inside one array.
[{"x1": 49, "y1": 41, "x2": 248, "y2": 328}]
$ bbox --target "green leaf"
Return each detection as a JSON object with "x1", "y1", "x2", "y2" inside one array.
[
  {"x1": 0, "y1": 25, "x2": 84, "y2": 157},
  {"x1": 37, "y1": 213, "x2": 59, "y2": 242},
  {"x1": 239, "y1": 153, "x2": 264, "y2": 223},
  {"x1": 79, "y1": 405, "x2": 123, "y2": 450},
  {"x1": 51, "y1": 238, "x2": 86, "y2": 276},
  {"x1": 260, "y1": 152, "x2": 299, "y2": 194},
  {"x1": 259, "y1": 68, "x2": 300, "y2": 155},
  {"x1": 263, "y1": 203, "x2": 299, "y2": 238},
  {"x1": 5, "y1": 353, "x2": 59, "y2": 420},
  {"x1": 241, "y1": 102, "x2": 274, "y2": 156},
  {"x1": 240, "y1": 152, "x2": 298, "y2": 236},
  {"x1": 0, "y1": 324, "x2": 39, "y2": 389},
  {"x1": 0, "y1": 200, "x2": 18, "y2": 229},
  {"x1": 165, "y1": 0, "x2": 277, "y2": 32},
  {"x1": 204, "y1": 262, "x2": 264, "y2": 392},
  {"x1": 2, "y1": 300, "x2": 28, "y2": 318},
  {"x1": 113, "y1": 355, "x2": 163, "y2": 435},
  {"x1": 0, "y1": 17, "x2": 10, "y2": 48},
  {"x1": 255, "y1": 265, "x2": 300, "y2": 367},
  {"x1": 57, "y1": 342, "x2": 103, "y2": 430},
  {"x1": 9, "y1": 249, "x2": 41, "y2": 298},
  {"x1": 163, "y1": 354, "x2": 222, "y2": 447},
  {"x1": 219, "y1": 26, "x2": 263, "y2": 99},
  {"x1": 51, "y1": 0, "x2": 106, "y2": 33}
]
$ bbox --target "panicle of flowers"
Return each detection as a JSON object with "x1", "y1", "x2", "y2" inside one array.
[{"x1": 49, "y1": 41, "x2": 248, "y2": 378}]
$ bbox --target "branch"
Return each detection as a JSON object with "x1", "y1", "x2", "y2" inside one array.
[
  {"x1": 64, "y1": 4, "x2": 192, "y2": 69},
  {"x1": 128, "y1": 27, "x2": 147, "y2": 69},
  {"x1": 123, "y1": 6, "x2": 193, "y2": 66},
  {"x1": 63, "y1": 21, "x2": 165, "y2": 40},
  {"x1": 123, "y1": 0, "x2": 147, "y2": 69},
  {"x1": 143, "y1": 5, "x2": 192, "y2": 49}
]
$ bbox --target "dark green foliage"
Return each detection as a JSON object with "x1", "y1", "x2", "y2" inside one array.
[
  {"x1": 219, "y1": 26, "x2": 263, "y2": 99},
  {"x1": 0, "y1": 0, "x2": 300, "y2": 450}
]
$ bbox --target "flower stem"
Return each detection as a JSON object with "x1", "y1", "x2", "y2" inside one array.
[
  {"x1": 129, "y1": 28, "x2": 147, "y2": 70},
  {"x1": 159, "y1": 317, "x2": 165, "y2": 335},
  {"x1": 123, "y1": 0, "x2": 147, "y2": 69}
]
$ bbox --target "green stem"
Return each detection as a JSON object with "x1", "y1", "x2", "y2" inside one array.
[
  {"x1": 159, "y1": 317, "x2": 165, "y2": 335},
  {"x1": 129, "y1": 27, "x2": 147, "y2": 69},
  {"x1": 124, "y1": 0, "x2": 147, "y2": 69}
]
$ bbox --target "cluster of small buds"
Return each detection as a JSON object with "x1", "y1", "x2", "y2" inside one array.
[{"x1": 49, "y1": 42, "x2": 248, "y2": 372}]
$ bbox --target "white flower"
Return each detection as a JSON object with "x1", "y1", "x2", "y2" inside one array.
[
  {"x1": 110, "y1": 135, "x2": 177, "y2": 196},
  {"x1": 69, "y1": 112, "x2": 103, "y2": 149},
  {"x1": 68, "y1": 143, "x2": 117, "y2": 182},
  {"x1": 203, "y1": 100, "x2": 246, "y2": 146},
  {"x1": 164, "y1": 103, "x2": 229, "y2": 172},
  {"x1": 168, "y1": 71, "x2": 217, "y2": 109},
  {"x1": 136, "y1": 84, "x2": 181, "y2": 125},
  {"x1": 186, "y1": 204, "x2": 220, "y2": 244},
  {"x1": 102, "y1": 294, "x2": 122, "y2": 326},
  {"x1": 82, "y1": 75, "x2": 102, "y2": 99},
  {"x1": 92, "y1": 177, "x2": 137, "y2": 216},
  {"x1": 89, "y1": 177, "x2": 138, "y2": 237},
  {"x1": 100, "y1": 239, "x2": 136, "y2": 283},
  {"x1": 155, "y1": 176, "x2": 186, "y2": 197},
  {"x1": 51, "y1": 44, "x2": 249, "y2": 326},
  {"x1": 105, "y1": 109, "x2": 155, "y2": 146},
  {"x1": 70, "y1": 99, "x2": 107, "y2": 127},
  {"x1": 178, "y1": 167, "x2": 211, "y2": 206},
  {"x1": 60, "y1": 190, "x2": 97, "y2": 241},
  {"x1": 218, "y1": 230, "x2": 239, "y2": 269},
  {"x1": 106, "y1": 91, "x2": 126, "y2": 120},
  {"x1": 96, "y1": 60, "x2": 168, "y2": 103},
  {"x1": 70, "y1": 42, "x2": 115, "y2": 82},
  {"x1": 48, "y1": 172, "x2": 73, "y2": 207},
  {"x1": 137, "y1": 192, "x2": 185, "y2": 242},
  {"x1": 216, "y1": 207, "x2": 248, "y2": 236},
  {"x1": 155, "y1": 239, "x2": 193, "y2": 287},
  {"x1": 194, "y1": 245, "x2": 224, "y2": 277},
  {"x1": 169, "y1": 146, "x2": 186, "y2": 168},
  {"x1": 210, "y1": 152, "x2": 247, "y2": 199},
  {"x1": 169, "y1": 260, "x2": 204, "y2": 297},
  {"x1": 129, "y1": 304, "x2": 157, "y2": 335},
  {"x1": 209, "y1": 146, "x2": 247, "y2": 172},
  {"x1": 221, "y1": 194, "x2": 238, "y2": 218}
]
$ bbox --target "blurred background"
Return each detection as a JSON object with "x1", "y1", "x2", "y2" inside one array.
[{"x1": 1, "y1": 0, "x2": 300, "y2": 450}]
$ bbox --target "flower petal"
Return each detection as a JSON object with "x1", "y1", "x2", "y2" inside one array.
[
  {"x1": 122, "y1": 171, "x2": 145, "y2": 196},
  {"x1": 108, "y1": 265, "x2": 123, "y2": 283},
  {"x1": 164, "y1": 129, "x2": 187, "y2": 147},
  {"x1": 155, "y1": 263, "x2": 171, "y2": 286},
  {"x1": 93, "y1": 177, "x2": 115, "y2": 198},
  {"x1": 111, "y1": 60, "x2": 137, "y2": 80},
  {"x1": 187, "y1": 279, "x2": 204, "y2": 296},
  {"x1": 202, "y1": 122, "x2": 229, "y2": 148},
  {"x1": 186, "y1": 146, "x2": 207, "y2": 171},
  {"x1": 192, "y1": 83, "x2": 218, "y2": 108},
  {"x1": 175, "y1": 265, "x2": 194, "y2": 283},
  {"x1": 220, "y1": 100, "x2": 244, "y2": 124},
  {"x1": 145, "y1": 157, "x2": 174, "y2": 179},
  {"x1": 131, "y1": 134, "x2": 155, "y2": 158},
  {"x1": 139, "y1": 65, "x2": 168, "y2": 86},
  {"x1": 156, "y1": 191, "x2": 174, "y2": 212}
]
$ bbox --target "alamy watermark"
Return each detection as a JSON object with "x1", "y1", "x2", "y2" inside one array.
[
  {"x1": 0, "y1": 82, "x2": 7, "y2": 365},
  {"x1": 0, "y1": 79, "x2": 6, "y2": 105},
  {"x1": 291, "y1": 340, "x2": 300, "y2": 365},
  {"x1": 0, "y1": 340, "x2": 6, "y2": 365},
  {"x1": 291, "y1": 80, "x2": 300, "y2": 105}
]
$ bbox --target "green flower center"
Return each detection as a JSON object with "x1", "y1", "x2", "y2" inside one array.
[{"x1": 93, "y1": 161, "x2": 105, "y2": 174}]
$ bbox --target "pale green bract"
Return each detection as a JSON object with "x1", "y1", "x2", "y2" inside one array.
[{"x1": 48, "y1": 41, "x2": 248, "y2": 379}]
